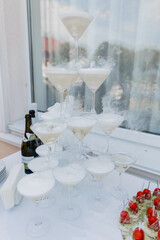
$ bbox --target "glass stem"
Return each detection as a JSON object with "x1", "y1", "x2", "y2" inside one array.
[
  {"x1": 91, "y1": 91, "x2": 96, "y2": 113},
  {"x1": 75, "y1": 38, "x2": 78, "y2": 66},
  {"x1": 117, "y1": 172, "x2": 122, "y2": 190},
  {"x1": 67, "y1": 187, "x2": 73, "y2": 210},
  {"x1": 78, "y1": 140, "x2": 84, "y2": 161},
  {"x1": 47, "y1": 146, "x2": 52, "y2": 169},
  {"x1": 95, "y1": 179, "x2": 101, "y2": 201},
  {"x1": 105, "y1": 135, "x2": 110, "y2": 153},
  {"x1": 60, "y1": 91, "x2": 64, "y2": 116}
]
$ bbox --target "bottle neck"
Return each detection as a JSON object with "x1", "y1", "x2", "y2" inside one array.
[{"x1": 25, "y1": 116, "x2": 33, "y2": 134}]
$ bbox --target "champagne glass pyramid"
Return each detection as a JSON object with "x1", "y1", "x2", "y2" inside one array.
[
  {"x1": 44, "y1": 68, "x2": 78, "y2": 120},
  {"x1": 98, "y1": 112, "x2": 124, "y2": 153},
  {"x1": 60, "y1": 10, "x2": 93, "y2": 67}
]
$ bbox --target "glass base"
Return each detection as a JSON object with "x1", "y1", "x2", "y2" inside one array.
[
  {"x1": 26, "y1": 217, "x2": 50, "y2": 238},
  {"x1": 60, "y1": 204, "x2": 81, "y2": 221},
  {"x1": 89, "y1": 194, "x2": 109, "y2": 212},
  {"x1": 111, "y1": 186, "x2": 128, "y2": 201}
]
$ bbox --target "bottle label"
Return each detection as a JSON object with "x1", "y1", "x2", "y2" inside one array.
[
  {"x1": 22, "y1": 156, "x2": 34, "y2": 163},
  {"x1": 23, "y1": 133, "x2": 36, "y2": 142}
]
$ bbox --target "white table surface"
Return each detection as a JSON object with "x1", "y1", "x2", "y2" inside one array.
[{"x1": 0, "y1": 151, "x2": 156, "y2": 240}]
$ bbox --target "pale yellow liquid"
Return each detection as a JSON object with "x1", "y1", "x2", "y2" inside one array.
[
  {"x1": 68, "y1": 118, "x2": 95, "y2": 140},
  {"x1": 44, "y1": 70, "x2": 78, "y2": 92},
  {"x1": 79, "y1": 68, "x2": 110, "y2": 92},
  {"x1": 32, "y1": 122, "x2": 66, "y2": 145},
  {"x1": 61, "y1": 15, "x2": 92, "y2": 38}
]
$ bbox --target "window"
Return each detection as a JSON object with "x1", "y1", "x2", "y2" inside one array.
[{"x1": 29, "y1": 0, "x2": 160, "y2": 135}]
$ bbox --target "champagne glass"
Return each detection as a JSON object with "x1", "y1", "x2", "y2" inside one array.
[
  {"x1": 86, "y1": 155, "x2": 114, "y2": 211},
  {"x1": 67, "y1": 116, "x2": 96, "y2": 162},
  {"x1": 98, "y1": 113, "x2": 124, "y2": 153},
  {"x1": 44, "y1": 68, "x2": 78, "y2": 120},
  {"x1": 111, "y1": 153, "x2": 136, "y2": 200},
  {"x1": 60, "y1": 10, "x2": 93, "y2": 68},
  {"x1": 17, "y1": 172, "x2": 55, "y2": 237},
  {"x1": 53, "y1": 163, "x2": 86, "y2": 220},
  {"x1": 79, "y1": 68, "x2": 111, "y2": 114},
  {"x1": 31, "y1": 121, "x2": 66, "y2": 169}
]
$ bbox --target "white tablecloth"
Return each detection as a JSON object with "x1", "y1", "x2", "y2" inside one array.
[{"x1": 0, "y1": 151, "x2": 154, "y2": 240}]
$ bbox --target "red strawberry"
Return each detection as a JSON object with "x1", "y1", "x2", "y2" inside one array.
[
  {"x1": 148, "y1": 216, "x2": 159, "y2": 231},
  {"x1": 147, "y1": 207, "x2": 157, "y2": 218},
  {"x1": 129, "y1": 200, "x2": 139, "y2": 214},
  {"x1": 136, "y1": 191, "x2": 145, "y2": 203},
  {"x1": 133, "y1": 227, "x2": 144, "y2": 240},
  {"x1": 154, "y1": 198, "x2": 160, "y2": 210},
  {"x1": 120, "y1": 210, "x2": 131, "y2": 224},
  {"x1": 157, "y1": 230, "x2": 160, "y2": 240},
  {"x1": 143, "y1": 189, "x2": 151, "y2": 200},
  {"x1": 153, "y1": 188, "x2": 160, "y2": 197}
]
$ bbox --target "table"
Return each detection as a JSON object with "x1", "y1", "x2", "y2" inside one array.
[{"x1": 0, "y1": 151, "x2": 155, "y2": 240}]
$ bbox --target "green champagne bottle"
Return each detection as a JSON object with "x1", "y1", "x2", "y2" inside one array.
[{"x1": 21, "y1": 114, "x2": 37, "y2": 174}]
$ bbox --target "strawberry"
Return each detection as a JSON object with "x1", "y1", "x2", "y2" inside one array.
[
  {"x1": 157, "y1": 230, "x2": 160, "y2": 240},
  {"x1": 153, "y1": 188, "x2": 160, "y2": 197},
  {"x1": 133, "y1": 227, "x2": 144, "y2": 240},
  {"x1": 136, "y1": 191, "x2": 145, "y2": 203},
  {"x1": 120, "y1": 210, "x2": 131, "y2": 224},
  {"x1": 154, "y1": 198, "x2": 160, "y2": 210},
  {"x1": 148, "y1": 216, "x2": 159, "y2": 231},
  {"x1": 147, "y1": 207, "x2": 157, "y2": 218},
  {"x1": 129, "y1": 200, "x2": 139, "y2": 214},
  {"x1": 143, "y1": 189, "x2": 151, "y2": 200},
  {"x1": 148, "y1": 216, "x2": 158, "y2": 225}
]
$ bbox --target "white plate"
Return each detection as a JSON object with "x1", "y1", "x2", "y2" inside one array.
[
  {"x1": 28, "y1": 157, "x2": 58, "y2": 172},
  {"x1": 17, "y1": 172, "x2": 55, "y2": 200}
]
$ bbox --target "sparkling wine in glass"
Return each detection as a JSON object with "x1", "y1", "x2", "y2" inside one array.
[
  {"x1": 53, "y1": 163, "x2": 86, "y2": 220},
  {"x1": 79, "y1": 68, "x2": 111, "y2": 114},
  {"x1": 60, "y1": 10, "x2": 93, "y2": 67},
  {"x1": 86, "y1": 155, "x2": 114, "y2": 211},
  {"x1": 67, "y1": 116, "x2": 96, "y2": 162},
  {"x1": 111, "y1": 153, "x2": 136, "y2": 200},
  {"x1": 17, "y1": 172, "x2": 55, "y2": 237},
  {"x1": 98, "y1": 113, "x2": 124, "y2": 153},
  {"x1": 44, "y1": 68, "x2": 78, "y2": 120}
]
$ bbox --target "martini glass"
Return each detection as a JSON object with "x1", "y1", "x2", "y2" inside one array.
[
  {"x1": 17, "y1": 172, "x2": 55, "y2": 237},
  {"x1": 79, "y1": 68, "x2": 111, "y2": 114},
  {"x1": 31, "y1": 121, "x2": 66, "y2": 169},
  {"x1": 111, "y1": 153, "x2": 136, "y2": 200},
  {"x1": 60, "y1": 10, "x2": 93, "y2": 67},
  {"x1": 98, "y1": 113, "x2": 124, "y2": 153},
  {"x1": 53, "y1": 163, "x2": 86, "y2": 220},
  {"x1": 86, "y1": 155, "x2": 114, "y2": 212},
  {"x1": 44, "y1": 68, "x2": 78, "y2": 120},
  {"x1": 67, "y1": 116, "x2": 96, "y2": 163}
]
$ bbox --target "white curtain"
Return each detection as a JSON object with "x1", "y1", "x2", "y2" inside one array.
[{"x1": 35, "y1": 0, "x2": 160, "y2": 134}]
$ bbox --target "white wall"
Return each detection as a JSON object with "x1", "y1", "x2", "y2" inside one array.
[{"x1": 0, "y1": 0, "x2": 31, "y2": 132}]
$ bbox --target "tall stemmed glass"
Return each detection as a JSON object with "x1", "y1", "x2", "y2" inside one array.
[
  {"x1": 17, "y1": 172, "x2": 55, "y2": 237},
  {"x1": 44, "y1": 68, "x2": 78, "y2": 120},
  {"x1": 54, "y1": 163, "x2": 86, "y2": 220},
  {"x1": 31, "y1": 121, "x2": 66, "y2": 170},
  {"x1": 79, "y1": 67, "x2": 111, "y2": 114},
  {"x1": 60, "y1": 11, "x2": 93, "y2": 67},
  {"x1": 86, "y1": 155, "x2": 114, "y2": 211},
  {"x1": 67, "y1": 116, "x2": 96, "y2": 163},
  {"x1": 111, "y1": 153, "x2": 136, "y2": 200},
  {"x1": 98, "y1": 113, "x2": 124, "y2": 153}
]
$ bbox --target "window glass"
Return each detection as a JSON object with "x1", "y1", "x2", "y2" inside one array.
[{"x1": 29, "y1": 0, "x2": 160, "y2": 134}]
